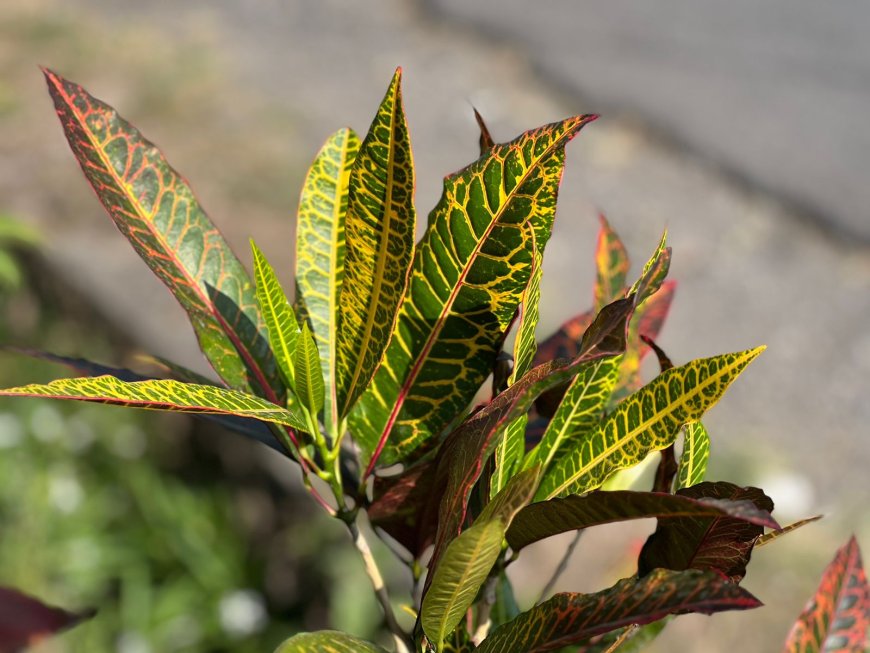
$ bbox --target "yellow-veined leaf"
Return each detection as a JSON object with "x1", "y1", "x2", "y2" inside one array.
[
  {"x1": 295, "y1": 321, "x2": 325, "y2": 418},
  {"x1": 335, "y1": 69, "x2": 415, "y2": 418},
  {"x1": 274, "y1": 630, "x2": 389, "y2": 653},
  {"x1": 538, "y1": 347, "x2": 765, "y2": 500},
  {"x1": 0, "y1": 376, "x2": 308, "y2": 432},
  {"x1": 295, "y1": 127, "x2": 359, "y2": 432},
  {"x1": 594, "y1": 214, "x2": 630, "y2": 313},
  {"x1": 43, "y1": 69, "x2": 283, "y2": 401},
  {"x1": 675, "y1": 421, "x2": 711, "y2": 490},
  {"x1": 252, "y1": 241, "x2": 300, "y2": 390},
  {"x1": 756, "y1": 514, "x2": 823, "y2": 548},
  {"x1": 351, "y1": 115, "x2": 597, "y2": 473}
]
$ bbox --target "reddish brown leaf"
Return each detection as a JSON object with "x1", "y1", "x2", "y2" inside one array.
[
  {"x1": 368, "y1": 461, "x2": 438, "y2": 558},
  {"x1": 638, "y1": 482, "x2": 775, "y2": 582},
  {"x1": 782, "y1": 536, "x2": 869, "y2": 653},
  {"x1": 0, "y1": 587, "x2": 93, "y2": 652}
]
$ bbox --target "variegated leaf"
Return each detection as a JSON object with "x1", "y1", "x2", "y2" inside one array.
[
  {"x1": 336, "y1": 69, "x2": 415, "y2": 418},
  {"x1": 676, "y1": 421, "x2": 711, "y2": 490},
  {"x1": 593, "y1": 214, "x2": 630, "y2": 313},
  {"x1": 538, "y1": 347, "x2": 765, "y2": 500},
  {"x1": 295, "y1": 128, "x2": 359, "y2": 431},
  {"x1": 756, "y1": 515, "x2": 823, "y2": 548},
  {"x1": 294, "y1": 321, "x2": 325, "y2": 417},
  {"x1": 274, "y1": 630, "x2": 389, "y2": 653}
]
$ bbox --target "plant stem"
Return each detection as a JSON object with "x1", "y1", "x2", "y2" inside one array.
[
  {"x1": 536, "y1": 530, "x2": 582, "y2": 604},
  {"x1": 348, "y1": 519, "x2": 410, "y2": 653},
  {"x1": 602, "y1": 624, "x2": 639, "y2": 653}
]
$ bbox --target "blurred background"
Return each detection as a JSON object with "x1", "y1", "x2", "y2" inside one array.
[{"x1": 0, "y1": 0, "x2": 867, "y2": 651}]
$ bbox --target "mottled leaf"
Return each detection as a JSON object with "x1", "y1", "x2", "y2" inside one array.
[
  {"x1": 782, "y1": 536, "x2": 869, "y2": 653},
  {"x1": 538, "y1": 347, "x2": 765, "y2": 500},
  {"x1": 638, "y1": 482, "x2": 775, "y2": 582},
  {"x1": 44, "y1": 69, "x2": 282, "y2": 401},
  {"x1": 506, "y1": 489, "x2": 778, "y2": 552},
  {"x1": 756, "y1": 515, "x2": 823, "y2": 548},
  {"x1": 295, "y1": 322, "x2": 325, "y2": 417},
  {"x1": 295, "y1": 128, "x2": 359, "y2": 431},
  {"x1": 676, "y1": 421, "x2": 711, "y2": 490},
  {"x1": 336, "y1": 69, "x2": 415, "y2": 418},
  {"x1": 593, "y1": 214, "x2": 630, "y2": 313},
  {"x1": 351, "y1": 115, "x2": 597, "y2": 473},
  {"x1": 475, "y1": 569, "x2": 761, "y2": 653},
  {"x1": 274, "y1": 630, "x2": 389, "y2": 653},
  {"x1": 0, "y1": 586, "x2": 93, "y2": 651}
]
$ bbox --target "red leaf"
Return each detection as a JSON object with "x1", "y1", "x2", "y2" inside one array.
[{"x1": 0, "y1": 587, "x2": 92, "y2": 652}]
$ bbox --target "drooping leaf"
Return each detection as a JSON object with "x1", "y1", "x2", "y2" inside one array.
[
  {"x1": 782, "y1": 536, "x2": 869, "y2": 653},
  {"x1": 493, "y1": 251, "x2": 544, "y2": 495},
  {"x1": 425, "y1": 298, "x2": 633, "y2": 586},
  {"x1": 638, "y1": 482, "x2": 775, "y2": 582},
  {"x1": 294, "y1": 322, "x2": 325, "y2": 417},
  {"x1": 44, "y1": 69, "x2": 282, "y2": 401},
  {"x1": 474, "y1": 107, "x2": 496, "y2": 154},
  {"x1": 336, "y1": 69, "x2": 415, "y2": 418},
  {"x1": 351, "y1": 115, "x2": 598, "y2": 473},
  {"x1": 295, "y1": 127, "x2": 359, "y2": 431},
  {"x1": 252, "y1": 241, "x2": 300, "y2": 390},
  {"x1": 537, "y1": 347, "x2": 765, "y2": 500},
  {"x1": 0, "y1": 376, "x2": 308, "y2": 432},
  {"x1": 475, "y1": 569, "x2": 761, "y2": 653},
  {"x1": 274, "y1": 630, "x2": 389, "y2": 653},
  {"x1": 506, "y1": 489, "x2": 778, "y2": 553},
  {"x1": 756, "y1": 514, "x2": 823, "y2": 548},
  {"x1": 593, "y1": 214, "x2": 630, "y2": 313},
  {"x1": 0, "y1": 586, "x2": 93, "y2": 651},
  {"x1": 676, "y1": 421, "x2": 711, "y2": 490},
  {"x1": 421, "y1": 518, "x2": 506, "y2": 652}
]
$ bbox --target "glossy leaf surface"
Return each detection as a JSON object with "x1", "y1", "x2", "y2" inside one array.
[
  {"x1": 506, "y1": 489, "x2": 778, "y2": 552},
  {"x1": 476, "y1": 569, "x2": 761, "y2": 653},
  {"x1": 44, "y1": 69, "x2": 281, "y2": 400},
  {"x1": 638, "y1": 482, "x2": 775, "y2": 582},
  {"x1": 0, "y1": 376, "x2": 307, "y2": 431},
  {"x1": 538, "y1": 347, "x2": 765, "y2": 500},
  {"x1": 0, "y1": 587, "x2": 92, "y2": 651},
  {"x1": 336, "y1": 69, "x2": 415, "y2": 418},
  {"x1": 593, "y1": 214, "x2": 630, "y2": 313},
  {"x1": 782, "y1": 536, "x2": 869, "y2": 653},
  {"x1": 295, "y1": 128, "x2": 359, "y2": 428},
  {"x1": 351, "y1": 115, "x2": 597, "y2": 471},
  {"x1": 295, "y1": 322, "x2": 325, "y2": 417},
  {"x1": 274, "y1": 630, "x2": 389, "y2": 653},
  {"x1": 676, "y1": 421, "x2": 711, "y2": 490}
]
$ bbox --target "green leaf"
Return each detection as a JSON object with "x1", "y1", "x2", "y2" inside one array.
[
  {"x1": 627, "y1": 230, "x2": 670, "y2": 305},
  {"x1": 335, "y1": 69, "x2": 415, "y2": 418},
  {"x1": 538, "y1": 347, "x2": 765, "y2": 500},
  {"x1": 274, "y1": 630, "x2": 389, "y2": 653},
  {"x1": 0, "y1": 376, "x2": 308, "y2": 432},
  {"x1": 351, "y1": 114, "x2": 597, "y2": 472},
  {"x1": 523, "y1": 355, "x2": 621, "y2": 476},
  {"x1": 295, "y1": 321, "x2": 325, "y2": 417},
  {"x1": 43, "y1": 69, "x2": 283, "y2": 401},
  {"x1": 252, "y1": 241, "x2": 300, "y2": 390},
  {"x1": 475, "y1": 569, "x2": 761, "y2": 653},
  {"x1": 506, "y1": 488, "x2": 778, "y2": 553},
  {"x1": 593, "y1": 214, "x2": 630, "y2": 313},
  {"x1": 479, "y1": 465, "x2": 542, "y2": 525},
  {"x1": 295, "y1": 127, "x2": 359, "y2": 431},
  {"x1": 782, "y1": 536, "x2": 869, "y2": 653},
  {"x1": 755, "y1": 514, "x2": 823, "y2": 548},
  {"x1": 421, "y1": 518, "x2": 505, "y2": 652},
  {"x1": 675, "y1": 421, "x2": 711, "y2": 490}
]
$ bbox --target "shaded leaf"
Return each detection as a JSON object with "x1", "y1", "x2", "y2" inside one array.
[
  {"x1": 475, "y1": 569, "x2": 761, "y2": 653},
  {"x1": 756, "y1": 514, "x2": 823, "y2": 548},
  {"x1": 676, "y1": 421, "x2": 711, "y2": 490},
  {"x1": 0, "y1": 376, "x2": 308, "y2": 432},
  {"x1": 531, "y1": 310, "x2": 594, "y2": 419},
  {"x1": 638, "y1": 482, "x2": 775, "y2": 582},
  {"x1": 351, "y1": 115, "x2": 597, "y2": 473},
  {"x1": 294, "y1": 322, "x2": 325, "y2": 417},
  {"x1": 44, "y1": 69, "x2": 282, "y2": 401},
  {"x1": 593, "y1": 214, "x2": 630, "y2": 313},
  {"x1": 336, "y1": 69, "x2": 415, "y2": 418},
  {"x1": 506, "y1": 489, "x2": 778, "y2": 552},
  {"x1": 490, "y1": 572, "x2": 521, "y2": 630},
  {"x1": 782, "y1": 536, "x2": 869, "y2": 653},
  {"x1": 421, "y1": 518, "x2": 505, "y2": 652},
  {"x1": 274, "y1": 630, "x2": 389, "y2": 653},
  {"x1": 252, "y1": 241, "x2": 300, "y2": 389},
  {"x1": 538, "y1": 347, "x2": 765, "y2": 500},
  {"x1": 0, "y1": 586, "x2": 93, "y2": 651},
  {"x1": 369, "y1": 461, "x2": 438, "y2": 558},
  {"x1": 295, "y1": 127, "x2": 359, "y2": 430}
]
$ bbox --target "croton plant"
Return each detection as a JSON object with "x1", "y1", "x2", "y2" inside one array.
[{"x1": 0, "y1": 68, "x2": 867, "y2": 652}]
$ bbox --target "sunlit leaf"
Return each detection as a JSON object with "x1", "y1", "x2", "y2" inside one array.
[
  {"x1": 506, "y1": 488, "x2": 778, "y2": 553},
  {"x1": 675, "y1": 421, "x2": 711, "y2": 490},
  {"x1": 351, "y1": 115, "x2": 597, "y2": 473},
  {"x1": 294, "y1": 321, "x2": 325, "y2": 418},
  {"x1": 756, "y1": 515, "x2": 823, "y2": 548},
  {"x1": 782, "y1": 536, "x2": 869, "y2": 653},
  {"x1": 274, "y1": 630, "x2": 389, "y2": 653},
  {"x1": 638, "y1": 482, "x2": 776, "y2": 582},
  {"x1": 475, "y1": 569, "x2": 761, "y2": 653},
  {"x1": 44, "y1": 69, "x2": 282, "y2": 401},
  {"x1": 336, "y1": 68, "x2": 415, "y2": 418},
  {"x1": 0, "y1": 586, "x2": 93, "y2": 651},
  {"x1": 593, "y1": 214, "x2": 630, "y2": 313},
  {"x1": 538, "y1": 347, "x2": 765, "y2": 500}
]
